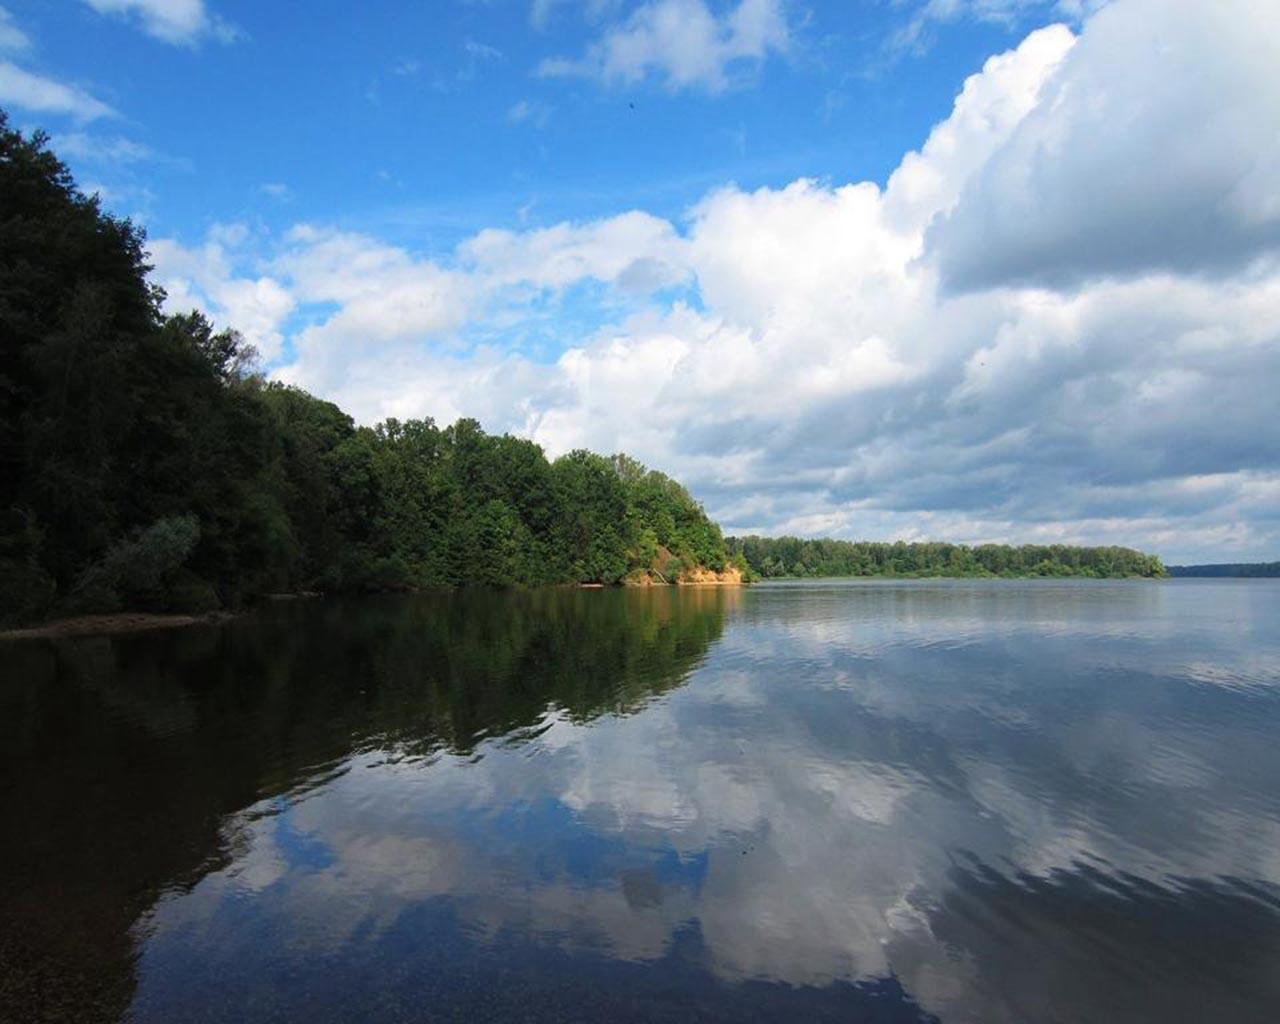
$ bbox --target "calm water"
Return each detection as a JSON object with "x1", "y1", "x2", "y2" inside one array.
[{"x1": 3, "y1": 580, "x2": 1280, "y2": 1023}]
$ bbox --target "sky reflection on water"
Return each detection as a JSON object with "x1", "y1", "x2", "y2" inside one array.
[{"x1": 3, "y1": 581, "x2": 1279, "y2": 1023}]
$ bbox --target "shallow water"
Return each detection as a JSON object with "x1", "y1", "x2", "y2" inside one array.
[{"x1": 2, "y1": 579, "x2": 1279, "y2": 1023}]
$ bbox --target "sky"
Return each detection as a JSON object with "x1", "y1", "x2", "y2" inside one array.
[{"x1": 1, "y1": 0, "x2": 1277, "y2": 564}]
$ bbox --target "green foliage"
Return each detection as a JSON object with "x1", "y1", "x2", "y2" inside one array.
[
  {"x1": 1167, "y1": 562, "x2": 1279, "y2": 577},
  {"x1": 0, "y1": 510, "x2": 56, "y2": 621},
  {"x1": 727, "y1": 536, "x2": 1166, "y2": 580},
  {"x1": 70, "y1": 515, "x2": 201, "y2": 612},
  {"x1": 551, "y1": 450, "x2": 631, "y2": 584},
  {"x1": 0, "y1": 108, "x2": 734, "y2": 624}
]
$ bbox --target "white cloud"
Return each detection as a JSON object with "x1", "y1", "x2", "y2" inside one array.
[
  {"x1": 462, "y1": 38, "x2": 502, "y2": 61},
  {"x1": 0, "y1": 10, "x2": 121, "y2": 127},
  {"x1": 149, "y1": 0, "x2": 1280, "y2": 562},
  {"x1": 460, "y1": 210, "x2": 689, "y2": 290},
  {"x1": 48, "y1": 130, "x2": 188, "y2": 168},
  {"x1": 930, "y1": 0, "x2": 1280, "y2": 290},
  {"x1": 539, "y1": 0, "x2": 790, "y2": 92},
  {"x1": 0, "y1": 6, "x2": 30, "y2": 53},
  {"x1": 82, "y1": 0, "x2": 239, "y2": 46},
  {"x1": 507, "y1": 98, "x2": 552, "y2": 127},
  {"x1": 150, "y1": 226, "x2": 295, "y2": 361},
  {"x1": 531, "y1": 0, "x2": 623, "y2": 30},
  {"x1": 890, "y1": 0, "x2": 1096, "y2": 55},
  {"x1": 882, "y1": 22, "x2": 1075, "y2": 230},
  {"x1": 266, "y1": 215, "x2": 698, "y2": 424},
  {"x1": 0, "y1": 60, "x2": 115, "y2": 121},
  {"x1": 259, "y1": 182, "x2": 293, "y2": 201}
]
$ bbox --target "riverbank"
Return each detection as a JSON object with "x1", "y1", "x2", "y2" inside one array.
[
  {"x1": 680, "y1": 565, "x2": 745, "y2": 585},
  {"x1": 618, "y1": 564, "x2": 746, "y2": 586},
  {"x1": 0, "y1": 611, "x2": 235, "y2": 642}
]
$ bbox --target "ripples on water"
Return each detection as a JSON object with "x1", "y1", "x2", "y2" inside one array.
[{"x1": 2, "y1": 580, "x2": 1279, "y2": 1023}]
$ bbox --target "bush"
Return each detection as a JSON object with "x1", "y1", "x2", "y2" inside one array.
[
  {"x1": 0, "y1": 510, "x2": 57, "y2": 624},
  {"x1": 0, "y1": 557, "x2": 57, "y2": 625},
  {"x1": 71, "y1": 516, "x2": 201, "y2": 610},
  {"x1": 161, "y1": 570, "x2": 221, "y2": 613}
]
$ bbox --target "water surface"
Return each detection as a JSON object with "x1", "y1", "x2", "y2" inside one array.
[{"x1": 3, "y1": 580, "x2": 1279, "y2": 1022}]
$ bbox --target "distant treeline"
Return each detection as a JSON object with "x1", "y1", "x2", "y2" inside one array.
[
  {"x1": 727, "y1": 536, "x2": 1165, "y2": 579},
  {"x1": 1167, "y1": 563, "x2": 1280, "y2": 578},
  {"x1": 0, "y1": 113, "x2": 731, "y2": 625}
]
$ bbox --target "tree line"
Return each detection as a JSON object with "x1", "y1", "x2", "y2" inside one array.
[
  {"x1": 0, "y1": 113, "x2": 732, "y2": 625},
  {"x1": 1167, "y1": 562, "x2": 1279, "y2": 578},
  {"x1": 727, "y1": 536, "x2": 1165, "y2": 579}
]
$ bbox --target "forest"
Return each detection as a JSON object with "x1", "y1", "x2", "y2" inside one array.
[
  {"x1": 1167, "y1": 562, "x2": 1280, "y2": 578},
  {"x1": 0, "y1": 113, "x2": 732, "y2": 626},
  {"x1": 727, "y1": 535, "x2": 1165, "y2": 579}
]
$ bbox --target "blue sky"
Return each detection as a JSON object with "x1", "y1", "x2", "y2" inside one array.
[
  {"x1": 2, "y1": 0, "x2": 1278, "y2": 563},
  {"x1": 7, "y1": 1, "x2": 1053, "y2": 243}
]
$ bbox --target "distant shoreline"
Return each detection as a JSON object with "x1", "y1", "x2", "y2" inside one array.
[
  {"x1": 1166, "y1": 562, "x2": 1280, "y2": 578},
  {"x1": 744, "y1": 572, "x2": 1161, "y2": 582}
]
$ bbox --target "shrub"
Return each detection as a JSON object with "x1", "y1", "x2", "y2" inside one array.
[
  {"x1": 71, "y1": 515, "x2": 201, "y2": 611},
  {"x1": 0, "y1": 558, "x2": 57, "y2": 625}
]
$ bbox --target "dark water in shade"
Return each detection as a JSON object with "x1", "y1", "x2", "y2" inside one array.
[{"x1": 3, "y1": 581, "x2": 1280, "y2": 1023}]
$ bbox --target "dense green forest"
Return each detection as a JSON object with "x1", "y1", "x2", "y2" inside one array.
[
  {"x1": 1167, "y1": 562, "x2": 1280, "y2": 578},
  {"x1": 0, "y1": 113, "x2": 732, "y2": 626},
  {"x1": 727, "y1": 536, "x2": 1165, "y2": 579}
]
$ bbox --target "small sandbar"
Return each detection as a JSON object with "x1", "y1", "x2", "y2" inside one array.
[{"x1": 1, "y1": 612, "x2": 234, "y2": 641}]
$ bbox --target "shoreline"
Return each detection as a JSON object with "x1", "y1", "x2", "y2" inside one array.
[
  {"x1": 3, "y1": 574, "x2": 1167, "y2": 640},
  {"x1": 0, "y1": 611, "x2": 236, "y2": 642}
]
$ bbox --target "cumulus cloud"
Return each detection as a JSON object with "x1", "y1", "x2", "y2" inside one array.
[
  {"x1": 146, "y1": 0, "x2": 1280, "y2": 562},
  {"x1": 150, "y1": 225, "x2": 295, "y2": 362},
  {"x1": 82, "y1": 0, "x2": 239, "y2": 46},
  {"x1": 930, "y1": 0, "x2": 1280, "y2": 291},
  {"x1": 0, "y1": 60, "x2": 115, "y2": 121},
  {"x1": 539, "y1": 0, "x2": 790, "y2": 92},
  {"x1": 460, "y1": 210, "x2": 690, "y2": 291}
]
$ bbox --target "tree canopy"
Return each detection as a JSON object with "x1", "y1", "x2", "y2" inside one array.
[
  {"x1": 727, "y1": 536, "x2": 1165, "y2": 579},
  {"x1": 0, "y1": 113, "x2": 730, "y2": 625},
  {"x1": 1167, "y1": 562, "x2": 1278, "y2": 578}
]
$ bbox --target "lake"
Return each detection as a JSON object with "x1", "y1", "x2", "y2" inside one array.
[{"x1": 2, "y1": 579, "x2": 1279, "y2": 1023}]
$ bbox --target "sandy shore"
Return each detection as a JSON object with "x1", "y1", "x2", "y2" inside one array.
[{"x1": 677, "y1": 566, "x2": 745, "y2": 585}]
